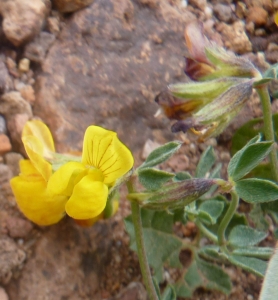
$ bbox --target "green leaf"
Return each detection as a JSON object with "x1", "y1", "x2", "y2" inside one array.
[
  {"x1": 231, "y1": 114, "x2": 278, "y2": 155},
  {"x1": 162, "y1": 286, "x2": 176, "y2": 300},
  {"x1": 139, "y1": 141, "x2": 182, "y2": 169},
  {"x1": 233, "y1": 247, "x2": 273, "y2": 260},
  {"x1": 249, "y1": 204, "x2": 270, "y2": 231},
  {"x1": 228, "y1": 141, "x2": 273, "y2": 181},
  {"x1": 227, "y1": 255, "x2": 267, "y2": 277},
  {"x1": 124, "y1": 209, "x2": 183, "y2": 283},
  {"x1": 196, "y1": 146, "x2": 216, "y2": 178},
  {"x1": 173, "y1": 171, "x2": 192, "y2": 181},
  {"x1": 198, "y1": 200, "x2": 225, "y2": 225},
  {"x1": 259, "y1": 244, "x2": 278, "y2": 300},
  {"x1": 235, "y1": 178, "x2": 278, "y2": 203},
  {"x1": 263, "y1": 63, "x2": 278, "y2": 79},
  {"x1": 138, "y1": 168, "x2": 174, "y2": 190},
  {"x1": 198, "y1": 245, "x2": 226, "y2": 264},
  {"x1": 228, "y1": 225, "x2": 267, "y2": 248}
]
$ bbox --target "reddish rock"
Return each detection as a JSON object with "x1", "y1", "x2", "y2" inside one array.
[
  {"x1": 246, "y1": 7, "x2": 268, "y2": 26},
  {"x1": 0, "y1": 0, "x2": 49, "y2": 46},
  {"x1": 20, "y1": 85, "x2": 36, "y2": 104},
  {"x1": 5, "y1": 216, "x2": 33, "y2": 239},
  {"x1": 53, "y1": 0, "x2": 94, "y2": 13},
  {"x1": 0, "y1": 134, "x2": 11, "y2": 156},
  {"x1": 0, "y1": 287, "x2": 9, "y2": 300}
]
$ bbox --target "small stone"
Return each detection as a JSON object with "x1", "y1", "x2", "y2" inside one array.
[
  {"x1": 53, "y1": 0, "x2": 94, "y2": 13},
  {"x1": 265, "y1": 50, "x2": 278, "y2": 63},
  {"x1": 5, "y1": 57, "x2": 18, "y2": 78},
  {"x1": 5, "y1": 216, "x2": 33, "y2": 239},
  {"x1": 218, "y1": 21, "x2": 252, "y2": 54},
  {"x1": 255, "y1": 28, "x2": 266, "y2": 36},
  {"x1": 250, "y1": 36, "x2": 269, "y2": 52},
  {"x1": 268, "y1": 43, "x2": 278, "y2": 52},
  {"x1": 47, "y1": 16, "x2": 60, "y2": 35},
  {"x1": 4, "y1": 152, "x2": 23, "y2": 176},
  {"x1": 111, "y1": 282, "x2": 147, "y2": 300},
  {"x1": 235, "y1": 2, "x2": 247, "y2": 18},
  {"x1": 20, "y1": 85, "x2": 35, "y2": 104},
  {"x1": 0, "y1": 56, "x2": 12, "y2": 94},
  {"x1": 188, "y1": 0, "x2": 207, "y2": 10},
  {"x1": 0, "y1": 134, "x2": 11, "y2": 155},
  {"x1": 0, "y1": 0, "x2": 49, "y2": 46},
  {"x1": 0, "y1": 115, "x2": 7, "y2": 134},
  {"x1": 0, "y1": 91, "x2": 32, "y2": 118},
  {"x1": 24, "y1": 32, "x2": 56, "y2": 63},
  {"x1": 213, "y1": 4, "x2": 233, "y2": 23},
  {"x1": 245, "y1": 21, "x2": 255, "y2": 34},
  {"x1": 0, "y1": 287, "x2": 9, "y2": 300},
  {"x1": 246, "y1": 7, "x2": 268, "y2": 26},
  {"x1": 18, "y1": 58, "x2": 30, "y2": 73}
]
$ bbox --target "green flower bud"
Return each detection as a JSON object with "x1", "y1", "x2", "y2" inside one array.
[{"x1": 128, "y1": 178, "x2": 217, "y2": 210}]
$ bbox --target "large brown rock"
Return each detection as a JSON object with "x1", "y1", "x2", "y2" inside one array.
[
  {"x1": 53, "y1": 0, "x2": 94, "y2": 13},
  {"x1": 34, "y1": 0, "x2": 196, "y2": 160}
]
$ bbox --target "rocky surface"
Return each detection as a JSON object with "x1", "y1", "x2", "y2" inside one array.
[{"x1": 0, "y1": 0, "x2": 277, "y2": 299}]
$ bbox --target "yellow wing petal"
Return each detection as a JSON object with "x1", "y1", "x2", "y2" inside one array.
[
  {"x1": 22, "y1": 135, "x2": 52, "y2": 181},
  {"x1": 47, "y1": 162, "x2": 86, "y2": 196},
  {"x1": 22, "y1": 120, "x2": 55, "y2": 156},
  {"x1": 65, "y1": 174, "x2": 108, "y2": 219},
  {"x1": 82, "y1": 126, "x2": 134, "y2": 185},
  {"x1": 10, "y1": 176, "x2": 67, "y2": 226}
]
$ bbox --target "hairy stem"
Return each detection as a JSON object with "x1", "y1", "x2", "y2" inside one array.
[
  {"x1": 127, "y1": 180, "x2": 159, "y2": 300},
  {"x1": 257, "y1": 86, "x2": 278, "y2": 182},
  {"x1": 196, "y1": 220, "x2": 218, "y2": 243},
  {"x1": 217, "y1": 190, "x2": 239, "y2": 247}
]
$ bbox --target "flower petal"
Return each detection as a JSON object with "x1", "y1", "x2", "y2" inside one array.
[
  {"x1": 10, "y1": 175, "x2": 67, "y2": 226},
  {"x1": 65, "y1": 174, "x2": 108, "y2": 219},
  {"x1": 82, "y1": 126, "x2": 134, "y2": 185},
  {"x1": 22, "y1": 120, "x2": 55, "y2": 156},
  {"x1": 22, "y1": 135, "x2": 52, "y2": 181},
  {"x1": 47, "y1": 162, "x2": 86, "y2": 196}
]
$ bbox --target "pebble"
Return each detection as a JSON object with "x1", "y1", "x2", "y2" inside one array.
[
  {"x1": 235, "y1": 2, "x2": 246, "y2": 18},
  {"x1": 267, "y1": 42, "x2": 278, "y2": 51},
  {"x1": 0, "y1": 115, "x2": 7, "y2": 134},
  {"x1": 47, "y1": 16, "x2": 60, "y2": 35},
  {"x1": 18, "y1": 58, "x2": 30, "y2": 73},
  {"x1": 213, "y1": 4, "x2": 233, "y2": 23},
  {"x1": 245, "y1": 21, "x2": 255, "y2": 34},
  {"x1": 0, "y1": 0, "x2": 48, "y2": 46},
  {"x1": 0, "y1": 57, "x2": 12, "y2": 94},
  {"x1": 188, "y1": 0, "x2": 207, "y2": 10},
  {"x1": 52, "y1": 0, "x2": 94, "y2": 13},
  {"x1": 246, "y1": 7, "x2": 268, "y2": 26},
  {"x1": 265, "y1": 50, "x2": 278, "y2": 63},
  {"x1": 5, "y1": 216, "x2": 33, "y2": 239},
  {"x1": 255, "y1": 29, "x2": 266, "y2": 36},
  {"x1": 0, "y1": 91, "x2": 32, "y2": 118},
  {"x1": 0, "y1": 287, "x2": 9, "y2": 300},
  {"x1": 4, "y1": 152, "x2": 23, "y2": 176},
  {"x1": 20, "y1": 85, "x2": 36, "y2": 104},
  {"x1": 217, "y1": 21, "x2": 252, "y2": 54},
  {"x1": 141, "y1": 139, "x2": 161, "y2": 160},
  {"x1": 0, "y1": 134, "x2": 12, "y2": 155}
]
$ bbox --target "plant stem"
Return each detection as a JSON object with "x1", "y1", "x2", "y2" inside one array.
[
  {"x1": 127, "y1": 180, "x2": 159, "y2": 300},
  {"x1": 196, "y1": 220, "x2": 218, "y2": 243},
  {"x1": 257, "y1": 86, "x2": 278, "y2": 182},
  {"x1": 217, "y1": 190, "x2": 239, "y2": 247}
]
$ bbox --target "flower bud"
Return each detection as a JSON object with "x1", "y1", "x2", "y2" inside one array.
[{"x1": 129, "y1": 178, "x2": 217, "y2": 210}]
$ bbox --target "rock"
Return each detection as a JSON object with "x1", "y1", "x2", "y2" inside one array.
[
  {"x1": 0, "y1": 287, "x2": 9, "y2": 300},
  {"x1": 246, "y1": 7, "x2": 268, "y2": 26},
  {"x1": 0, "y1": 92, "x2": 32, "y2": 118},
  {"x1": 47, "y1": 16, "x2": 60, "y2": 35},
  {"x1": 5, "y1": 216, "x2": 33, "y2": 239},
  {"x1": 0, "y1": 116, "x2": 7, "y2": 134},
  {"x1": 5, "y1": 57, "x2": 18, "y2": 78},
  {"x1": 4, "y1": 152, "x2": 23, "y2": 177},
  {"x1": 110, "y1": 282, "x2": 147, "y2": 300},
  {"x1": 7, "y1": 113, "x2": 30, "y2": 153},
  {"x1": 0, "y1": 0, "x2": 49, "y2": 46},
  {"x1": 24, "y1": 32, "x2": 56, "y2": 63},
  {"x1": 213, "y1": 3, "x2": 233, "y2": 23},
  {"x1": 0, "y1": 134, "x2": 11, "y2": 156},
  {"x1": 20, "y1": 85, "x2": 36, "y2": 104},
  {"x1": 249, "y1": 36, "x2": 269, "y2": 52},
  {"x1": 53, "y1": 0, "x2": 94, "y2": 13},
  {"x1": 18, "y1": 58, "x2": 30, "y2": 73},
  {"x1": 217, "y1": 21, "x2": 252, "y2": 54},
  {"x1": 265, "y1": 50, "x2": 278, "y2": 63},
  {"x1": 0, "y1": 237, "x2": 26, "y2": 284},
  {"x1": 0, "y1": 56, "x2": 12, "y2": 94},
  {"x1": 268, "y1": 43, "x2": 278, "y2": 51},
  {"x1": 235, "y1": 2, "x2": 247, "y2": 18},
  {"x1": 141, "y1": 139, "x2": 161, "y2": 160},
  {"x1": 33, "y1": 0, "x2": 194, "y2": 157},
  {"x1": 188, "y1": 0, "x2": 207, "y2": 10}
]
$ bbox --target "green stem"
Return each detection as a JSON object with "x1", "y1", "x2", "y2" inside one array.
[
  {"x1": 127, "y1": 180, "x2": 159, "y2": 300},
  {"x1": 257, "y1": 86, "x2": 278, "y2": 182},
  {"x1": 217, "y1": 190, "x2": 239, "y2": 247},
  {"x1": 196, "y1": 220, "x2": 218, "y2": 243}
]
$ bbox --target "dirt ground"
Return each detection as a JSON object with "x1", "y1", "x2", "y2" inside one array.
[{"x1": 0, "y1": 0, "x2": 277, "y2": 299}]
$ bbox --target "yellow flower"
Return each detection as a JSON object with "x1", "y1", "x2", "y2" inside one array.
[
  {"x1": 10, "y1": 120, "x2": 134, "y2": 226},
  {"x1": 10, "y1": 160, "x2": 67, "y2": 226},
  {"x1": 48, "y1": 126, "x2": 134, "y2": 220}
]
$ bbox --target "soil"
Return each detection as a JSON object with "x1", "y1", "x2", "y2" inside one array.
[{"x1": 0, "y1": 0, "x2": 277, "y2": 299}]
